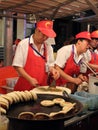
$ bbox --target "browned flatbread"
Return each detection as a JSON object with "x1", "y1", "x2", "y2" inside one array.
[
  {"x1": 29, "y1": 90, "x2": 37, "y2": 100},
  {"x1": 60, "y1": 101, "x2": 74, "y2": 107},
  {"x1": 18, "y1": 112, "x2": 35, "y2": 120},
  {"x1": 35, "y1": 113, "x2": 50, "y2": 120},
  {"x1": 53, "y1": 98, "x2": 65, "y2": 104},
  {"x1": 12, "y1": 91, "x2": 22, "y2": 102},
  {"x1": 62, "y1": 103, "x2": 76, "y2": 114},
  {"x1": 40, "y1": 100, "x2": 55, "y2": 107},
  {"x1": 7, "y1": 92, "x2": 19, "y2": 103},
  {"x1": 0, "y1": 101, "x2": 9, "y2": 110},
  {"x1": 0, "y1": 107, "x2": 6, "y2": 114},
  {"x1": 49, "y1": 111, "x2": 65, "y2": 119},
  {"x1": 1, "y1": 94, "x2": 13, "y2": 105},
  {"x1": 0, "y1": 97, "x2": 9, "y2": 105}
]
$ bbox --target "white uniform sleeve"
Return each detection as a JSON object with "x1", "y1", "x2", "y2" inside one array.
[
  {"x1": 12, "y1": 39, "x2": 29, "y2": 67},
  {"x1": 83, "y1": 50, "x2": 91, "y2": 62},
  {"x1": 55, "y1": 45, "x2": 72, "y2": 68}
]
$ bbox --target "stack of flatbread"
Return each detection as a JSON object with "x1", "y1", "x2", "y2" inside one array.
[{"x1": 0, "y1": 90, "x2": 37, "y2": 114}]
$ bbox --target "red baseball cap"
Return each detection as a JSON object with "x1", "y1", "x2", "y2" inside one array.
[
  {"x1": 75, "y1": 31, "x2": 91, "y2": 40},
  {"x1": 36, "y1": 20, "x2": 56, "y2": 38},
  {"x1": 91, "y1": 30, "x2": 98, "y2": 38}
]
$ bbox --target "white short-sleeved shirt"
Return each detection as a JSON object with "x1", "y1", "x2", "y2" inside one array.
[
  {"x1": 94, "y1": 49, "x2": 98, "y2": 54},
  {"x1": 55, "y1": 44, "x2": 91, "y2": 73},
  {"x1": 83, "y1": 49, "x2": 92, "y2": 62},
  {"x1": 12, "y1": 35, "x2": 54, "y2": 67}
]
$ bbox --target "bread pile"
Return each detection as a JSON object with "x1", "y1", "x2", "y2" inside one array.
[
  {"x1": 0, "y1": 92, "x2": 76, "y2": 120},
  {"x1": 0, "y1": 90, "x2": 37, "y2": 114}
]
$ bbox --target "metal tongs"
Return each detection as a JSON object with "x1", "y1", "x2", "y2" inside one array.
[
  {"x1": 63, "y1": 90, "x2": 70, "y2": 99},
  {"x1": 82, "y1": 61, "x2": 97, "y2": 76}
]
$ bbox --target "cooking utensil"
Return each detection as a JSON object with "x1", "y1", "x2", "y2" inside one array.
[
  {"x1": 49, "y1": 79, "x2": 56, "y2": 87},
  {"x1": 82, "y1": 61, "x2": 97, "y2": 76},
  {"x1": 63, "y1": 90, "x2": 70, "y2": 99},
  {"x1": 47, "y1": 74, "x2": 56, "y2": 87}
]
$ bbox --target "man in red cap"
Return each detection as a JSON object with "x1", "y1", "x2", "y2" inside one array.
[
  {"x1": 91, "y1": 30, "x2": 98, "y2": 53},
  {"x1": 84, "y1": 30, "x2": 98, "y2": 73},
  {"x1": 55, "y1": 31, "x2": 91, "y2": 93},
  {"x1": 12, "y1": 20, "x2": 59, "y2": 91}
]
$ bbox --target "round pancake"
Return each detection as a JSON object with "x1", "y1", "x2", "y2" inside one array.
[
  {"x1": 1, "y1": 94, "x2": 13, "y2": 105},
  {"x1": 18, "y1": 91, "x2": 29, "y2": 102},
  {"x1": 62, "y1": 103, "x2": 76, "y2": 114},
  {"x1": 49, "y1": 111, "x2": 65, "y2": 119},
  {"x1": 53, "y1": 98, "x2": 65, "y2": 104},
  {"x1": 62, "y1": 105, "x2": 73, "y2": 114},
  {"x1": 40, "y1": 100, "x2": 55, "y2": 107},
  {"x1": 0, "y1": 101, "x2": 9, "y2": 109},
  {"x1": 23, "y1": 90, "x2": 32, "y2": 101},
  {"x1": 16, "y1": 91, "x2": 26, "y2": 102},
  {"x1": 29, "y1": 90, "x2": 37, "y2": 100},
  {"x1": 0, "y1": 97, "x2": 9, "y2": 106},
  {"x1": 7, "y1": 92, "x2": 18, "y2": 103},
  {"x1": 0, "y1": 107, "x2": 6, "y2": 114},
  {"x1": 17, "y1": 91, "x2": 26, "y2": 102},
  {"x1": 12, "y1": 91, "x2": 21, "y2": 103},
  {"x1": 35, "y1": 113, "x2": 50, "y2": 120},
  {"x1": 24, "y1": 90, "x2": 33, "y2": 100},
  {"x1": 18, "y1": 112, "x2": 34, "y2": 120},
  {"x1": 60, "y1": 101, "x2": 74, "y2": 107}
]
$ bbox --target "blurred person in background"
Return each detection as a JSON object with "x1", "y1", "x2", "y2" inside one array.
[
  {"x1": 12, "y1": 20, "x2": 59, "y2": 91},
  {"x1": 84, "y1": 30, "x2": 98, "y2": 74}
]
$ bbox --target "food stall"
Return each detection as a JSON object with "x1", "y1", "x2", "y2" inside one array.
[{"x1": 1, "y1": 85, "x2": 98, "y2": 130}]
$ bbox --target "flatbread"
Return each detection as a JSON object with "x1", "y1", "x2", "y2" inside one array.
[
  {"x1": 0, "y1": 107, "x2": 6, "y2": 114},
  {"x1": 24, "y1": 90, "x2": 33, "y2": 100},
  {"x1": 49, "y1": 111, "x2": 65, "y2": 118},
  {"x1": 53, "y1": 98, "x2": 65, "y2": 104},
  {"x1": 18, "y1": 112, "x2": 35, "y2": 120},
  {"x1": 35, "y1": 113, "x2": 50, "y2": 120},
  {"x1": 7, "y1": 92, "x2": 19, "y2": 103},
  {"x1": 62, "y1": 103, "x2": 76, "y2": 114},
  {"x1": 29, "y1": 90, "x2": 37, "y2": 100},
  {"x1": 60, "y1": 101, "x2": 74, "y2": 107},
  {"x1": 0, "y1": 97, "x2": 9, "y2": 105},
  {"x1": 0, "y1": 101, "x2": 9, "y2": 109},
  {"x1": 1, "y1": 94, "x2": 13, "y2": 105},
  {"x1": 40, "y1": 100, "x2": 55, "y2": 107}
]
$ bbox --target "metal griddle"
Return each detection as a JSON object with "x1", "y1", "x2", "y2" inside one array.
[{"x1": 6, "y1": 94, "x2": 83, "y2": 121}]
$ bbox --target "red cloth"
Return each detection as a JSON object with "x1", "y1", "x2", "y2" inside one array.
[
  {"x1": 85, "y1": 51, "x2": 98, "y2": 77},
  {"x1": 56, "y1": 52, "x2": 80, "y2": 86},
  {"x1": 14, "y1": 45, "x2": 48, "y2": 91}
]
